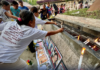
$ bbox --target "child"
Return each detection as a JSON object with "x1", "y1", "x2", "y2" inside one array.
[
  {"x1": 60, "y1": 4, "x2": 64, "y2": 13},
  {"x1": 0, "y1": 10, "x2": 63, "y2": 70},
  {"x1": 0, "y1": 1, "x2": 18, "y2": 22},
  {"x1": 0, "y1": 16, "x2": 3, "y2": 24},
  {"x1": 10, "y1": 1, "x2": 20, "y2": 17}
]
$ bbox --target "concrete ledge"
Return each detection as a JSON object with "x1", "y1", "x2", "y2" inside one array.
[
  {"x1": 43, "y1": 24, "x2": 100, "y2": 70},
  {"x1": 55, "y1": 14, "x2": 100, "y2": 38},
  {"x1": 55, "y1": 14, "x2": 100, "y2": 28}
]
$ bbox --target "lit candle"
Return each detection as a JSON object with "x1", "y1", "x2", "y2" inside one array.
[
  {"x1": 77, "y1": 35, "x2": 80, "y2": 40},
  {"x1": 78, "y1": 48, "x2": 86, "y2": 70},
  {"x1": 94, "y1": 38, "x2": 100, "y2": 45},
  {"x1": 94, "y1": 38, "x2": 99, "y2": 42},
  {"x1": 84, "y1": 39, "x2": 90, "y2": 44},
  {"x1": 92, "y1": 46, "x2": 96, "y2": 50}
]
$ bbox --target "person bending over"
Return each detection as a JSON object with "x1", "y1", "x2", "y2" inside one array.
[
  {"x1": 28, "y1": 7, "x2": 57, "y2": 53},
  {"x1": 0, "y1": 10, "x2": 63, "y2": 70}
]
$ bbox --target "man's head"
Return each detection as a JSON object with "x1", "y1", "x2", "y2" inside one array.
[
  {"x1": 47, "y1": 2, "x2": 50, "y2": 7},
  {"x1": 85, "y1": 2, "x2": 88, "y2": 4},
  {"x1": 61, "y1": 4, "x2": 63, "y2": 8},
  {"x1": 12, "y1": 1, "x2": 18, "y2": 9},
  {"x1": 1, "y1": 1, "x2": 10, "y2": 11},
  {"x1": 43, "y1": 4, "x2": 46, "y2": 9},
  {"x1": 30, "y1": 7, "x2": 39, "y2": 17},
  {"x1": 18, "y1": 0, "x2": 23, "y2": 7}
]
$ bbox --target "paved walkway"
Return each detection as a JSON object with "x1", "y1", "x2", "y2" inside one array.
[{"x1": 20, "y1": 49, "x2": 38, "y2": 70}]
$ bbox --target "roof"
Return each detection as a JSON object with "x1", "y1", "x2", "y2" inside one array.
[{"x1": 37, "y1": 0, "x2": 65, "y2": 4}]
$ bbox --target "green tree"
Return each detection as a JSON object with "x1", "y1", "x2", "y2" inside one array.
[{"x1": 23, "y1": 0, "x2": 37, "y2": 5}]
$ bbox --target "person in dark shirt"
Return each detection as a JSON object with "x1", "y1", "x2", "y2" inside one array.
[
  {"x1": 60, "y1": 4, "x2": 64, "y2": 13},
  {"x1": 53, "y1": 3, "x2": 58, "y2": 16},
  {"x1": 40, "y1": 4, "x2": 49, "y2": 20}
]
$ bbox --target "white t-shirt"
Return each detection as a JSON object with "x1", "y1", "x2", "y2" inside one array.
[
  {"x1": 0, "y1": 8, "x2": 8, "y2": 22},
  {"x1": 0, "y1": 21, "x2": 47, "y2": 63},
  {"x1": 35, "y1": 17, "x2": 46, "y2": 28},
  {"x1": 0, "y1": 8, "x2": 14, "y2": 22}
]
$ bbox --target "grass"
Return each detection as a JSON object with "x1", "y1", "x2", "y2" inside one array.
[
  {"x1": 63, "y1": 8, "x2": 100, "y2": 19},
  {"x1": 23, "y1": 0, "x2": 37, "y2": 5}
]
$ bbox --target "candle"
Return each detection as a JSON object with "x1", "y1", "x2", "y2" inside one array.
[
  {"x1": 94, "y1": 38, "x2": 99, "y2": 42},
  {"x1": 84, "y1": 39, "x2": 90, "y2": 44},
  {"x1": 78, "y1": 55, "x2": 83, "y2": 70},
  {"x1": 61, "y1": 22, "x2": 63, "y2": 28},
  {"x1": 94, "y1": 38, "x2": 100, "y2": 45},
  {"x1": 78, "y1": 48, "x2": 86, "y2": 70},
  {"x1": 92, "y1": 46, "x2": 96, "y2": 50},
  {"x1": 77, "y1": 35, "x2": 80, "y2": 40}
]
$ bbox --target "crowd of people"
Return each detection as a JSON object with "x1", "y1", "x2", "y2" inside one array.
[
  {"x1": 39, "y1": 3, "x2": 66, "y2": 20},
  {"x1": 0, "y1": 0, "x2": 64, "y2": 70},
  {"x1": 77, "y1": 1, "x2": 90, "y2": 10}
]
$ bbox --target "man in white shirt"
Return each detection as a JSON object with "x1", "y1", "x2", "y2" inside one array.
[
  {"x1": 28, "y1": 7, "x2": 57, "y2": 53},
  {"x1": 30, "y1": 7, "x2": 57, "y2": 26}
]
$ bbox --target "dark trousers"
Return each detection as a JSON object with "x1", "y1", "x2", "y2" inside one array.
[
  {"x1": 55, "y1": 11, "x2": 58, "y2": 16},
  {"x1": 28, "y1": 41, "x2": 36, "y2": 53}
]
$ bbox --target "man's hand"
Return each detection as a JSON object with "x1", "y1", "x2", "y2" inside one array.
[
  {"x1": 58, "y1": 28, "x2": 64, "y2": 32},
  {"x1": 53, "y1": 22, "x2": 57, "y2": 25}
]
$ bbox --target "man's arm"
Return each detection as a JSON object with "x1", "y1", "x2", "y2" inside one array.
[
  {"x1": 45, "y1": 21, "x2": 57, "y2": 25},
  {"x1": 46, "y1": 28, "x2": 63, "y2": 36},
  {"x1": 5, "y1": 12, "x2": 18, "y2": 19},
  {"x1": 35, "y1": 17, "x2": 57, "y2": 25}
]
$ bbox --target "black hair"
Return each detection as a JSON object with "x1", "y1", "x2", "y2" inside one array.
[
  {"x1": 43, "y1": 3, "x2": 46, "y2": 6},
  {"x1": 12, "y1": 1, "x2": 18, "y2": 5},
  {"x1": 53, "y1": 3, "x2": 58, "y2": 11},
  {"x1": 61, "y1": 4, "x2": 63, "y2": 6},
  {"x1": 16, "y1": 10, "x2": 34, "y2": 26},
  {"x1": 51, "y1": 5, "x2": 52, "y2": 7},
  {"x1": 1, "y1": 1, "x2": 9, "y2": 6},
  {"x1": 30, "y1": 7, "x2": 38, "y2": 13},
  {"x1": 85, "y1": 1, "x2": 88, "y2": 4}
]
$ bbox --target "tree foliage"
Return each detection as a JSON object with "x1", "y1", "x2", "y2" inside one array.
[{"x1": 23, "y1": 0, "x2": 37, "y2": 5}]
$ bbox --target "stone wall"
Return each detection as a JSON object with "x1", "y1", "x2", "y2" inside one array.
[
  {"x1": 55, "y1": 14, "x2": 100, "y2": 28},
  {"x1": 43, "y1": 24, "x2": 100, "y2": 70}
]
